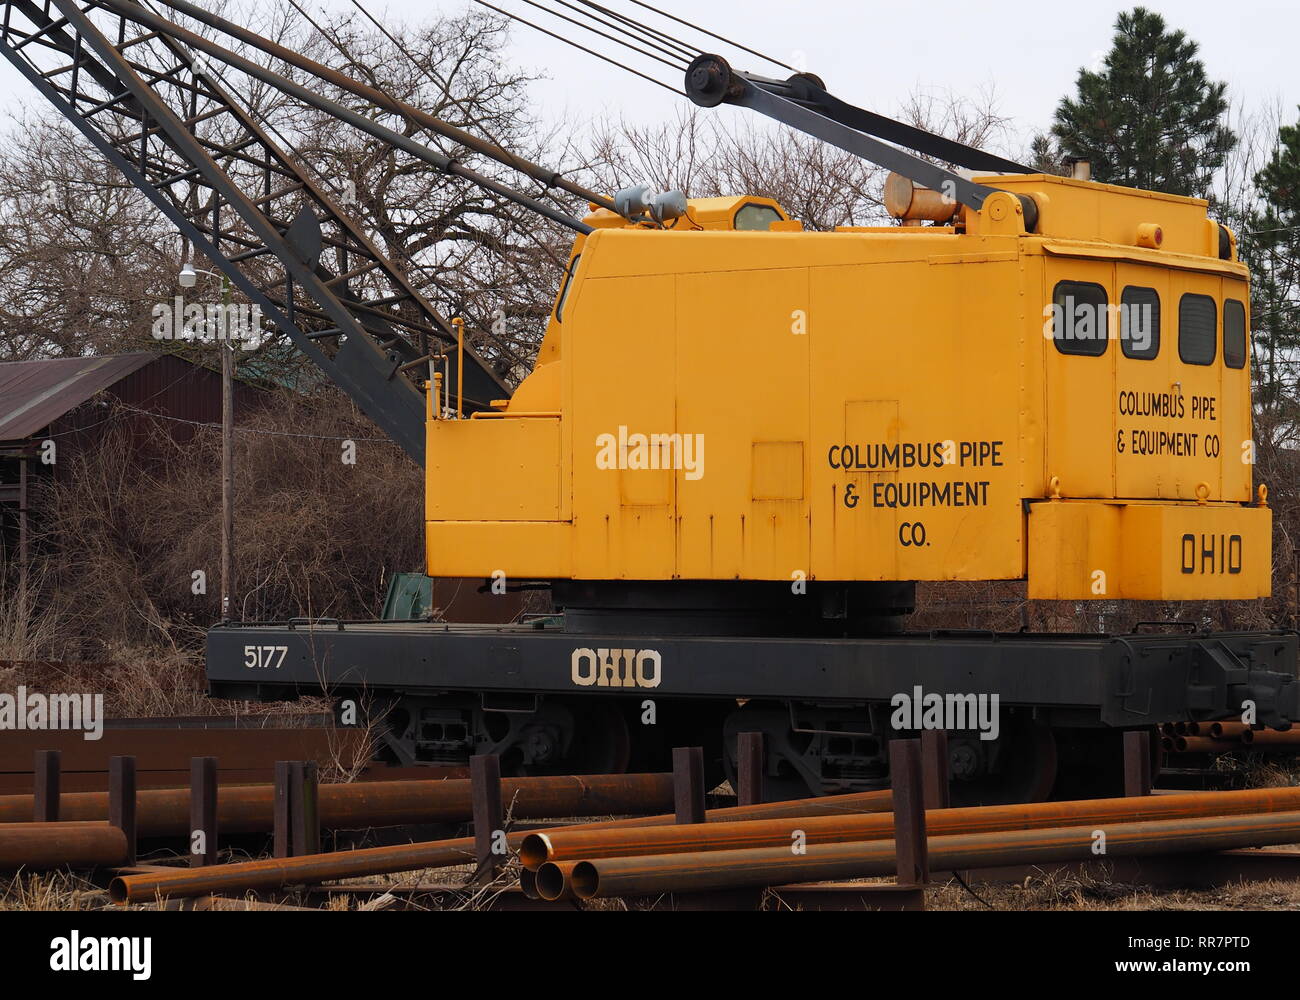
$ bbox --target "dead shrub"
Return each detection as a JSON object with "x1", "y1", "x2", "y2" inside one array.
[{"x1": 26, "y1": 387, "x2": 422, "y2": 657}]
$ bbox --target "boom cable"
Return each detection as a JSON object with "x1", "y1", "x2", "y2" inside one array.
[
  {"x1": 467, "y1": 0, "x2": 684, "y2": 95},
  {"x1": 576, "y1": 0, "x2": 700, "y2": 63},
  {"x1": 347, "y1": 0, "x2": 574, "y2": 275},
  {"x1": 511, "y1": 0, "x2": 687, "y2": 71},
  {"x1": 622, "y1": 0, "x2": 797, "y2": 73},
  {"x1": 542, "y1": 0, "x2": 693, "y2": 67},
  {"x1": 327, "y1": 0, "x2": 568, "y2": 369}
]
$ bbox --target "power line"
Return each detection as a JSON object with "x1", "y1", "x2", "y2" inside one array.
[{"x1": 117, "y1": 402, "x2": 397, "y2": 443}]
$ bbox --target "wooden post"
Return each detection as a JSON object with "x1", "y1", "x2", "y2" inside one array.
[
  {"x1": 290, "y1": 761, "x2": 320, "y2": 857},
  {"x1": 672, "y1": 746, "x2": 706, "y2": 824},
  {"x1": 273, "y1": 761, "x2": 292, "y2": 858},
  {"x1": 737, "y1": 732, "x2": 764, "y2": 806},
  {"x1": 889, "y1": 738, "x2": 928, "y2": 887},
  {"x1": 1123, "y1": 730, "x2": 1152, "y2": 798},
  {"x1": 189, "y1": 756, "x2": 218, "y2": 867},
  {"x1": 33, "y1": 750, "x2": 60, "y2": 822},
  {"x1": 109, "y1": 756, "x2": 137, "y2": 866},
  {"x1": 920, "y1": 729, "x2": 950, "y2": 810},
  {"x1": 471, "y1": 754, "x2": 505, "y2": 881}
]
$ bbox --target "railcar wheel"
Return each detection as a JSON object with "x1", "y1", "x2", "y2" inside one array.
[{"x1": 944, "y1": 714, "x2": 1058, "y2": 807}]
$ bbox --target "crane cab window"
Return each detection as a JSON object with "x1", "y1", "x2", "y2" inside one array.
[
  {"x1": 1224, "y1": 299, "x2": 1247, "y2": 369},
  {"x1": 555, "y1": 254, "x2": 581, "y2": 321},
  {"x1": 1051, "y1": 281, "x2": 1109, "y2": 357},
  {"x1": 1120, "y1": 286, "x2": 1160, "y2": 360},
  {"x1": 734, "y1": 203, "x2": 783, "y2": 231},
  {"x1": 1178, "y1": 294, "x2": 1217, "y2": 365}
]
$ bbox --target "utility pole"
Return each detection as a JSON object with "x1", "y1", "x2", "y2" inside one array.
[
  {"x1": 220, "y1": 274, "x2": 235, "y2": 621},
  {"x1": 180, "y1": 258, "x2": 237, "y2": 621}
]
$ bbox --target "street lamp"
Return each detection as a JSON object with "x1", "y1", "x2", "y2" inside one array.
[{"x1": 179, "y1": 261, "x2": 236, "y2": 622}]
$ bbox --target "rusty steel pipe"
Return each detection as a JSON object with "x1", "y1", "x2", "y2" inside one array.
[
  {"x1": 535, "y1": 860, "x2": 584, "y2": 902},
  {"x1": 0, "y1": 775, "x2": 889, "y2": 837},
  {"x1": 559, "y1": 809, "x2": 1300, "y2": 900},
  {"x1": 0, "y1": 773, "x2": 676, "y2": 836},
  {"x1": 520, "y1": 784, "x2": 1300, "y2": 869},
  {"x1": 1208, "y1": 721, "x2": 1252, "y2": 738},
  {"x1": 108, "y1": 787, "x2": 894, "y2": 902},
  {"x1": 1237, "y1": 729, "x2": 1300, "y2": 747},
  {"x1": 0, "y1": 822, "x2": 129, "y2": 870},
  {"x1": 1173, "y1": 736, "x2": 1240, "y2": 754},
  {"x1": 110, "y1": 836, "x2": 482, "y2": 902}
]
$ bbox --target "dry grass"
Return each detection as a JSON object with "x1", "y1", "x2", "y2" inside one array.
[
  {"x1": 0, "y1": 871, "x2": 107, "y2": 911},
  {"x1": 926, "y1": 867, "x2": 1300, "y2": 911},
  {"x1": 0, "y1": 647, "x2": 327, "y2": 718}
]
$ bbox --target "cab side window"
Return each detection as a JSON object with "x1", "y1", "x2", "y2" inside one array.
[
  {"x1": 1178, "y1": 293, "x2": 1217, "y2": 366},
  {"x1": 1052, "y1": 281, "x2": 1109, "y2": 357},
  {"x1": 555, "y1": 254, "x2": 581, "y2": 321},
  {"x1": 1121, "y1": 286, "x2": 1160, "y2": 360}
]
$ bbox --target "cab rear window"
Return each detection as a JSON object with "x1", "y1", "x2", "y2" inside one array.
[
  {"x1": 1178, "y1": 294, "x2": 1216, "y2": 366},
  {"x1": 1224, "y1": 299, "x2": 1247, "y2": 369}
]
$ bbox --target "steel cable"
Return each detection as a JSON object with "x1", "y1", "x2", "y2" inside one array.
[{"x1": 467, "y1": 0, "x2": 683, "y2": 95}]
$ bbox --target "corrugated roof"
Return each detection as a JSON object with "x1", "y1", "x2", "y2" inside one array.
[{"x1": 0, "y1": 353, "x2": 157, "y2": 441}]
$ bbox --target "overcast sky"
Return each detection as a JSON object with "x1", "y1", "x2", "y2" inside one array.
[
  {"x1": 313, "y1": 0, "x2": 1300, "y2": 154},
  {"x1": 2, "y1": 1, "x2": 1296, "y2": 156}
]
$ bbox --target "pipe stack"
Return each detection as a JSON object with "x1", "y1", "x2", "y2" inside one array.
[
  {"x1": 105, "y1": 783, "x2": 1300, "y2": 903},
  {"x1": 1161, "y1": 720, "x2": 1300, "y2": 755}
]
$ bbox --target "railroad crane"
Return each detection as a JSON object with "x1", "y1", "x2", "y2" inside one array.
[{"x1": 4, "y1": 0, "x2": 1296, "y2": 803}]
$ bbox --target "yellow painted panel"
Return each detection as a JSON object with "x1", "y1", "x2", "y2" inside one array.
[
  {"x1": 1218, "y1": 280, "x2": 1254, "y2": 503},
  {"x1": 1044, "y1": 257, "x2": 1115, "y2": 498},
  {"x1": 809, "y1": 258, "x2": 1024, "y2": 582},
  {"x1": 1120, "y1": 503, "x2": 1270, "y2": 599},
  {"x1": 568, "y1": 273, "x2": 676, "y2": 579},
  {"x1": 752, "y1": 441, "x2": 804, "y2": 501},
  {"x1": 1114, "y1": 260, "x2": 1176, "y2": 499},
  {"x1": 426, "y1": 417, "x2": 560, "y2": 521},
  {"x1": 975, "y1": 174, "x2": 1216, "y2": 257},
  {"x1": 675, "y1": 268, "x2": 810, "y2": 580},
  {"x1": 425, "y1": 521, "x2": 572, "y2": 579},
  {"x1": 1028, "y1": 500, "x2": 1270, "y2": 599},
  {"x1": 1027, "y1": 501, "x2": 1121, "y2": 599}
]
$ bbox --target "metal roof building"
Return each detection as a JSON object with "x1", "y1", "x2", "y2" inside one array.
[
  {"x1": 0, "y1": 353, "x2": 158, "y2": 442},
  {"x1": 0, "y1": 351, "x2": 257, "y2": 586}
]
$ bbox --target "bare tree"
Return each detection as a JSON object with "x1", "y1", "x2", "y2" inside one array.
[{"x1": 581, "y1": 85, "x2": 1021, "y2": 233}]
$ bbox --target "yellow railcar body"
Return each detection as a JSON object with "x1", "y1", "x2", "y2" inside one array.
[{"x1": 425, "y1": 181, "x2": 1270, "y2": 601}]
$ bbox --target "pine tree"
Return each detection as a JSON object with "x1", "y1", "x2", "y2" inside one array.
[
  {"x1": 1051, "y1": 7, "x2": 1236, "y2": 197},
  {"x1": 1247, "y1": 113, "x2": 1300, "y2": 411},
  {"x1": 1027, "y1": 133, "x2": 1068, "y2": 176}
]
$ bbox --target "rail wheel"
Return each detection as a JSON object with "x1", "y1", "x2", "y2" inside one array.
[{"x1": 945, "y1": 713, "x2": 1058, "y2": 807}]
